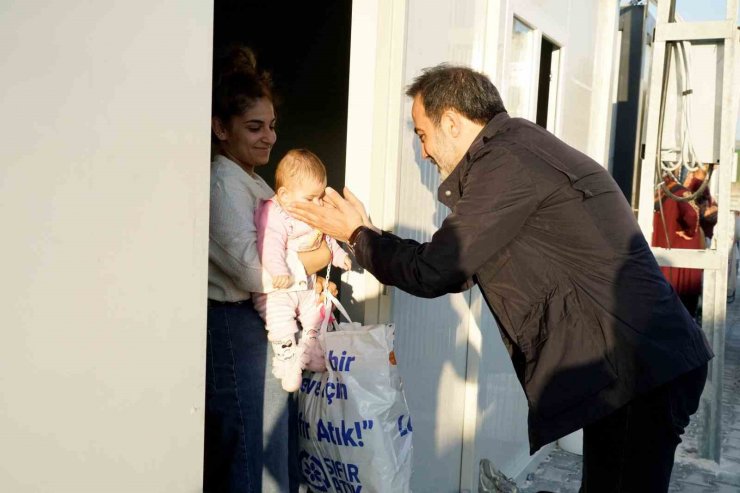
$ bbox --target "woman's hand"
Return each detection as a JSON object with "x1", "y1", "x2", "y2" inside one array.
[
  {"x1": 298, "y1": 240, "x2": 331, "y2": 275},
  {"x1": 314, "y1": 276, "x2": 338, "y2": 304}
]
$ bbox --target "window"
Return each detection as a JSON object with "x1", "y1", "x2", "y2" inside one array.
[
  {"x1": 507, "y1": 18, "x2": 536, "y2": 119},
  {"x1": 506, "y1": 17, "x2": 561, "y2": 132}
]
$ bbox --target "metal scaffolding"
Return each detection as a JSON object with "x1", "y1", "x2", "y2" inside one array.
[{"x1": 636, "y1": 0, "x2": 740, "y2": 462}]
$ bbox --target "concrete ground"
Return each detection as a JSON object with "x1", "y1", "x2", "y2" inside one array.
[{"x1": 516, "y1": 294, "x2": 740, "y2": 493}]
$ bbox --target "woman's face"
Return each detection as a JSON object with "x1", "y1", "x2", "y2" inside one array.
[{"x1": 214, "y1": 97, "x2": 277, "y2": 171}]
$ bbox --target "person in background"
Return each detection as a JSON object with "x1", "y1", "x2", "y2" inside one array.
[
  {"x1": 206, "y1": 46, "x2": 334, "y2": 493},
  {"x1": 652, "y1": 173, "x2": 704, "y2": 317},
  {"x1": 288, "y1": 64, "x2": 713, "y2": 493}
]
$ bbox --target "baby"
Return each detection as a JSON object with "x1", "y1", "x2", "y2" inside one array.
[{"x1": 253, "y1": 149, "x2": 351, "y2": 392}]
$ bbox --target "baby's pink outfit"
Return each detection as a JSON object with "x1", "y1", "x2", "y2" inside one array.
[{"x1": 252, "y1": 197, "x2": 348, "y2": 390}]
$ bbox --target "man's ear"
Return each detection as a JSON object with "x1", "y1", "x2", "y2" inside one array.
[
  {"x1": 441, "y1": 110, "x2": 462, "y2": 138},
  {"x1": 212, "y1": 117, "x2": 228, "y2": 141}
]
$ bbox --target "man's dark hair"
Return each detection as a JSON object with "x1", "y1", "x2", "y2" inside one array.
[{"x1": 405, "y1": 64, "x2": 506, "y2": 125}]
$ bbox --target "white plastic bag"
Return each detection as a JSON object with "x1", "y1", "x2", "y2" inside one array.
[{"x1": 297, "y1": 294, "x2": 413, "y2": 492}]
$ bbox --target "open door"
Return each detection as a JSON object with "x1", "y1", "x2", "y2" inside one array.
[{"x1": 213, "y1": 1, "x2": 352, "y2": 193}]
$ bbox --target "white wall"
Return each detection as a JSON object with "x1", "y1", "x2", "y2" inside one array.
[
  {"x1": 502, "y1": 0, "x2": 601, "y2": 149},
  {"x1": 343, "y1": 0, "x2": 406, "y2": 325},
  {"x1": 588, "y1": 0, "x2": 622, "y2": 165},
  {"x1": 661, "y1": 42, "x2": 724, "y2": 167},
  {"x1": 470, "y1": 0, "x2": 605, "y2": 483},
  {"x1": 344, "y1": 0, "x2": 612, "y2": 489},
  {"x1": 0, "y1": 2, "x2": 213, "y2": 492},
  {"x1": 393, "y1": 1, "x2": 489, "y2": 490}
]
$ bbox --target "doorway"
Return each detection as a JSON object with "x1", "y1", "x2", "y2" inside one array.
[
  {"x1": 506, "y1": 17, "x2": 561, "y2": 133},
  {"x1": 213, "y1": 1, "x2": 353, "y2": 191},
  {"x1": 536, "y1": 36, "x2": 561, "y2": 131}
]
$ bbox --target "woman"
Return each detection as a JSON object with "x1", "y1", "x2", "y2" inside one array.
[
  {"x1": 205, "y1": 46, "x2": 332, "y2": 493},
  {"x1": 652, "y1": 174, "x2": 703, "y2": 317}
]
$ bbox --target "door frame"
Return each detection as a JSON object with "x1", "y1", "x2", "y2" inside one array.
[{"x1": 342, "y1": 0, "x2": 408, "y2": 325}]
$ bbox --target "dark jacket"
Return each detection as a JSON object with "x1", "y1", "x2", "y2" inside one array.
[{"x1": 352, "y1": 113, "x2": 713, "y2": 452}]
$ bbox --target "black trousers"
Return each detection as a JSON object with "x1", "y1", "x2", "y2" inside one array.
[{"x1": 580, "y1": 363, "x2": 708, "y2": 493}]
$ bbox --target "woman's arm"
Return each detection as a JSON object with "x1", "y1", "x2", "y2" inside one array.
[
  {"x1": 298, "y1": 240, "x2": 331, "y2": 275},
  {"x1": 210, "y1": 179, "x2": 271, "y2": 292},
  {"x1": 210, "y1": 177, "x2": 308, "y2": 294}
]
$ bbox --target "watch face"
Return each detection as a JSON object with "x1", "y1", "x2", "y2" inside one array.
[{"x1": 349, "y1": 225, "x2": 365, "y2": 246}]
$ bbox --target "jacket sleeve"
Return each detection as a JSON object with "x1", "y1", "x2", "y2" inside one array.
[{"x1": 353, "y1": 150, "x2": 538, "y2": 298}]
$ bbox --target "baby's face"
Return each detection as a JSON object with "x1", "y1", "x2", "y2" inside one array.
[{"x1": 279, "y1": 179, "x2": 325, "y2": 208}]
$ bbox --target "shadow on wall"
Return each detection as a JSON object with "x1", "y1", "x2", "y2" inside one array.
[
  {"x1": 343, "y1": 240, "x2": 480, "y2": 488},
  {"x1": 410, "y1": 121, "x2": 452, "y2": 226}
]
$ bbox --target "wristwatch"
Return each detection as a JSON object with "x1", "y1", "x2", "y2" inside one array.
[{"x1": 348, "y1": 225, "x2": 367, "y2": 251}]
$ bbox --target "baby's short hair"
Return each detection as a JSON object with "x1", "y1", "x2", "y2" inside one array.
[{"x1": 275, "y1": 149, "x2": 327, "y2": 189}]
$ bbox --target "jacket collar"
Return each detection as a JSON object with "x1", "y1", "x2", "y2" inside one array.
[{"x1": 438, "y1": 112, "x2": 510, "y2": 208}]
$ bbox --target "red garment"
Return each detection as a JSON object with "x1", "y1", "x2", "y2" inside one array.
[
  {"x1": 652, "y1": 184, "x2": 703, "y2": 315},
  {"x1": 686, "y1": 176, "x2": 717, "y2": 239}
]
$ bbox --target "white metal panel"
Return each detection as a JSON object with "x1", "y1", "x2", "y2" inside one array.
[
  {"x1": 656, "y1": 20, "x2": 737, "y2": 42},
  {"x1": 588, "y1": 1, "x2": 622, "y2": 165},
  {"x1": 395, "y1": 1, "x2": 488, "y2": 490},
  {"x1": 351, "y1": 1, "x2": 615, "y2": 489},
  {"x1": 343, "y1": 0, "x2": 407, "y2": 325},
  {"x1": 509, "y1": 0, "x2": 571, "y2": 45},
  {"x1": 554, "y1": 0, "x2": 600, "y2": 150},
  {"x1": 659, "y1": 42, "x2": 723, "y2": 166},
  {"x1": 503, "y1": 0, "x2": 600, "y2": 149},
  {"x1": 343, "y1": 0, "x2": 382, "y2": 323},
  {"x1": 0, "y1": 2, "x2": 212, "y2": 491},
  {"x1": 469, "y1": 0, "x2": 605, "y2": 484},
  {"x1": 469, "y1": 289, "x2": 532, "y2": 475}
]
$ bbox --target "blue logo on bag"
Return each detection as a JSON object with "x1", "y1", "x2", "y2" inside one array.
[{"x1": 299, "y1": 451, "x2": 330, "y2": 492}]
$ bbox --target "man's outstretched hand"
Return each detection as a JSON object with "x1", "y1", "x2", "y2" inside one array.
[{"x1": 286, "y1": 187, "x2": 372, "y2": 242}]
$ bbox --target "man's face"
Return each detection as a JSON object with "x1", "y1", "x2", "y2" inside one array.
[{"x1": 411, "y1": 95, "x2": 459, "y2": 179}]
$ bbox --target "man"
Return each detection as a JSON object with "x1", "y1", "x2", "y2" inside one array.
[{"x1": 287, "y1": 64, "x2": 712, "y2": 492}]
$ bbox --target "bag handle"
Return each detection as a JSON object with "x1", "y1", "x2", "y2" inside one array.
[
  {"x1": 324, "y1": 291, "x2": 352, "y2": 324},
  {"x1": 319, "y1": 252, "x2": 353, "y2": 332}
]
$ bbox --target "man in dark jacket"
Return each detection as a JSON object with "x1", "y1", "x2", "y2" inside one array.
[{"x1": 287, "y1": 64, "x2": 712, "y2": 492}]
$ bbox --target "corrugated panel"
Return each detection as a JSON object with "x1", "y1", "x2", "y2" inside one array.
[
  {"x1": 390, "y1": 0, "x2": 606, "y2": 488},
  {"x1": 471, "y1": 292, "x2": 531, "y2": 477},
  {"x1": 393, "y1": 93, "x2": 471, "y2": 489},
  {"x1": 393, "y1": 2, "x2": 487, "y2": 489}
]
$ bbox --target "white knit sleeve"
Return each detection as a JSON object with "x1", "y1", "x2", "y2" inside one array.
[{"x1": 209, "y1": 175, "x2": 307, "y2": 295}]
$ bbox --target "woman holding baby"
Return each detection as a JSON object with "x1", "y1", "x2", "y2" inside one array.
[{"x1": 205, "y1": 46, "x2": 336, "y2": 493}]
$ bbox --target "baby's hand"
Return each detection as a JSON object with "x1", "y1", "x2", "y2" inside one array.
[
  {"x1": 272, "y1": 274, "x2": 294, "y2": 289},
  {"x1": 343, "y1": 258, "x2": 352, "y2": 270}
]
